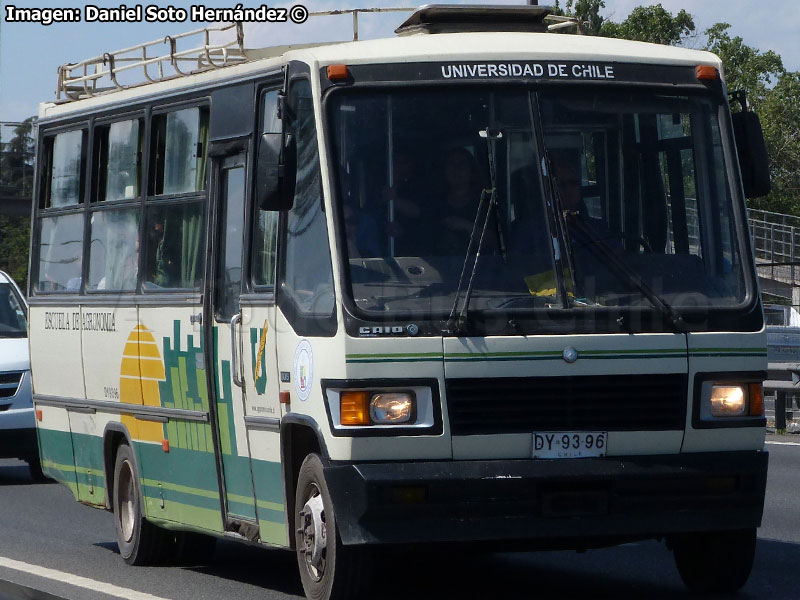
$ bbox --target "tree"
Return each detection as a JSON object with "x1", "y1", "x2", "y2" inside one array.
[
  {"x1": 748, "y1": 71, "x2": 800, "y2": 213},
  {"x1": 553, "y1": 2, "x2": 695, "y2": 46},
  {"x1": 602, "y1": 3, "x2": 695, "y2": 46},
  {"x1": 705, "y1": 23, "x2": 784, "y2": 109},
  {"x1": 0, "y1": 118, "x2": 35, "y2": 286},
  {"x1": 551, "y1": 0, "x2": 606, "y2": 36}
]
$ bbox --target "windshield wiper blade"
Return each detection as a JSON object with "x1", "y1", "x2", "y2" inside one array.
[
  {"x1": 445, "y1": 127, "x2": 505, "y2": 335},
  {"x1": 566, "y1": 213, "x2": 688, "y2": 333}
]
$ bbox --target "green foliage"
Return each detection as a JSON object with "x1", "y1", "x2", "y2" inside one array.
[
  {"x1": 551, "y1": 0, "x2": 606, "y2": 36},
  {"x1": 703, "y1": 23, "x2": 797, "y2": 214},
  {"x1": 0, "y1": 118, "x2": 35, "y2": 287},
  {"x1": 602, "y1": 4, "x2": 695, "y2": 46},
  {"x1": 748, "y1": 71, "x2": 800, "y2": 214},
  {"x1": 705, "y1": 23, "x2": 784, "y2": 108},
  {"x1": 0, "y1": 215, "x2": 31, "y2": 285}
]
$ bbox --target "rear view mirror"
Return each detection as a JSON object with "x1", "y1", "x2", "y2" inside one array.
[
  {"x1": 731, "y1": 108, "x2": 770, "y2": 198},
  {"x1": 256, "y1": 132, "x2": 296, "y2": 211}
]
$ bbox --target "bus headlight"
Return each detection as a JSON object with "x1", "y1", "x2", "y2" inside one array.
[
  {"x1": 370, "y1": 392, "x2": 415, "y2": 424},
  {"x1": 710, "y1": 385, "x2": 747, "y2": 417}
]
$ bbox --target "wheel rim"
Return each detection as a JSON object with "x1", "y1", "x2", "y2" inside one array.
[
  {"x1": 298, "y1": 483, "x2": 327, "y2": 581},
  {"x1": 117, "y1": 459, "x2": 136, "y2": 543}
]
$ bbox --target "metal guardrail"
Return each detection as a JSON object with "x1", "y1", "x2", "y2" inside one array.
[{"x1": 748, "y1": 208, "x2": 800, "y2": 290}]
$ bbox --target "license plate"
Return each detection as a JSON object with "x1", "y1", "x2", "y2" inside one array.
[{"x1": 533, "y1": 432, "x2": 607, "y2": 459}]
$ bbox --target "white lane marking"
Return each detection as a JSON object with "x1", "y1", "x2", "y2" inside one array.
[
  {"x1": 0, "y1": 556, "x2": 170, "y2": 600},
  {"x1": 766, "y1": 440, "x2": 800, "y2": 446}
]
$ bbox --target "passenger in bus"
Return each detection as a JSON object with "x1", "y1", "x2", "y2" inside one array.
[
  {"x1": 343, "y1": 204, "x2": 380, "y2": 258},
  {"x1": 552, "y1": 154, "x2": 620, "y2": 252},
  {"x1": 433, "y1": 147, "x2": 487, "y2": 255}
]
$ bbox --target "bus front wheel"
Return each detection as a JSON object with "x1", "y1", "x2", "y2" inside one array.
[
  {"x1": 672, "y1": 528, "x2": 757, "y2": 594},
  {"x1": 113, "y1": 443, "x2": 169, "y2": 565},
  {"x1": 294, "y1": 453, "x2": 370, "y2": 600}
]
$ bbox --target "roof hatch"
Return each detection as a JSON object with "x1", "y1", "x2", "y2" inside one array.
[{"x1": 395, "y1": 4, "x2": 557, "y2": 35}]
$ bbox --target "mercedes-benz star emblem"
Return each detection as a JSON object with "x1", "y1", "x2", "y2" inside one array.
[{"x1": 563, "y1": 347, "x2": 578, "y2": 363}]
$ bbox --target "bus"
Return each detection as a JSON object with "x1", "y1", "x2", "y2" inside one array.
[{"x1": 30, "y1": 6, "x2": 770, "y2": 598}]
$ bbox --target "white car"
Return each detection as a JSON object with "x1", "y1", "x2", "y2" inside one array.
[{"x1": 0, "y1": 270, "x2": 39, "y2": 478}]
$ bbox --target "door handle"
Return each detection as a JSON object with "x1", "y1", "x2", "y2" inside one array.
[
  {"x1": 231, "y1": 313, "x2": 244, "y2": 389},
  {"x1": 190, "y1": 313, "x2": 203, "y2": 325}
]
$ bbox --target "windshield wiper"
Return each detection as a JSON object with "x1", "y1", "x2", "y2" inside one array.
[
  {"x1": 445, "y1": 127, "x2": 505, "y2": 334},
  {"x1": 565, "y1": 213, "x2": 688, "y2": 333}
]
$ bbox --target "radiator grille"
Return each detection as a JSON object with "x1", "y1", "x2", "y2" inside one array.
[
  {"x1": 0, "y1": 371, "x2": 23, "y2": 399},
  {"x1": 446, "y1": 374, "x2": 687, "y2": 435}
]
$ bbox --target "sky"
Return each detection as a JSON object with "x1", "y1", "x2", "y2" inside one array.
[{"x1": 0, "y1": 0, "x2": 798, "y2": 124}]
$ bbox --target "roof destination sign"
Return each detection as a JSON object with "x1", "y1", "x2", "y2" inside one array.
[
  {"x1": 441, "y1": 62, "x2": 615, "y2": 80},
  {"x1": 325, "y1": 62, "x2": 703, "y2": 89}
]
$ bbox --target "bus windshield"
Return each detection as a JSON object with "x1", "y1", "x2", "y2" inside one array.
[{"x1": 329, "y1": 87, "x2": 749, "y2": 320}]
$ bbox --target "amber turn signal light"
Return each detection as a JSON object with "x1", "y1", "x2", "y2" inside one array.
[
  {"x1": 327, "y1": 64, "x2": 349, "y2": 81},
  {"x1": 696, "y1": 65, "x2": 718, "y2": 80},
  {"x1": 340, "y1": 391, "x2": 370, "y2": 425},
  {"x1": 748, "y1": 383, "x2": 764, "y2": 417}
]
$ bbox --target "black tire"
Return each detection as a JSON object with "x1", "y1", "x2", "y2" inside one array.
[
  {"x1": 295, "y1": 453, "x2": 371, "y2": 600},
  {"x1": 26, "y1": 457, "x2": 49, "y2": 482},
  {"x1": 113, "y1": 443, "x2": 170, "y2": 565},
  {"x1": 672, "y1": 528, "x2": 757, "y2": 594}
]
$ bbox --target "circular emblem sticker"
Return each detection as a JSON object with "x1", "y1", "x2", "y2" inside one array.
[
  {"x1": 563, "y1": 347, "x2": 579, "y2": 363},
  {"x1": 293, "y1": 339, "x2": 314, "y2": 401}
]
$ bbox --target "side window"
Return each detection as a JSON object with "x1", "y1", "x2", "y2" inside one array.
[
  {"x1": 262, "y1": 89, "x2": 281, "y2": 134},
  {"x1": 43, "y1": 129, "x2": 85, "y2": 208},
  {"x1": 95, "y1": 119, "x2": 142, "y2": 201},
  {"x1": 150, "y1": 107, "x2": 209, "y2": 196},
  {"x1": 36, "y1": 127, "x2": 86, "y2": 293},
  {"x1": 281, "y1": 78, "x2": 336, "y2": 329},
  {"x1": 37, "y1": 214, "x2": 84, "y2": 292},
  {"x1": 88, "y1": 209, "x2": 140, "y2": 291},
  {"x1": 252, "y1": 88, "x2": 281, "y2": 288},
  {"x1": 143, "y1": 105, "x2": 208, "y2": 291},
  {"x1": 143, "y1": 202, "x2": 205, "y2": 289}
]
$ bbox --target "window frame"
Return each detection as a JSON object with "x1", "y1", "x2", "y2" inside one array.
[
  {"x1": 34, "y1": 121, "x2": 90, "y2": 294},
  {"x1": 140, "y1": 99, "x2": 211, "y2": 294},
  {"x1": 248, "y1": 83, "x2": 284, "y2": 295}
]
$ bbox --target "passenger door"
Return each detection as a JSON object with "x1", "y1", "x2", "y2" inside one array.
[{"x1": 211, "y1": 149, "x2": 259, "y2": 527}]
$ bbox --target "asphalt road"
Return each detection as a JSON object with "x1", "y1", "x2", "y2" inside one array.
[{"x1": 1, "y1": 435, "x2": 799, "y2": 600}]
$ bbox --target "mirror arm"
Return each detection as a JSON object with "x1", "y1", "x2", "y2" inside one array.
[{"x1": 730, "y1": 90, "x2": 748, "y2": 113}]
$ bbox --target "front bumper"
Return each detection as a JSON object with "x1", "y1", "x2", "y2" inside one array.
[
  {"x1": 0, "y1": 424, "x2": 38, "y2": 460},
  {"x1": 324, "y1": 451, "x2": 768, "y2": 546}
]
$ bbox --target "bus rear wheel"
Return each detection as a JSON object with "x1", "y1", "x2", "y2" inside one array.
[
  {"x1": 672, "y1": 528, "x2": 757, "y2": 594},
  {"x1": 294, "y1": 453, "x2": 370, "y2": 600},
  {"x1": 113, "y1": 443, "x2": 170, "y2": 565}
]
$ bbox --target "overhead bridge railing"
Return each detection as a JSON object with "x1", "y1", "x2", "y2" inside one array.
[
  {"x1": 748, "y1": 208, "x2": 800, "y2": 290},
  {"x1": 56, "y1": 21, "x2": 246, "y2": 101}
]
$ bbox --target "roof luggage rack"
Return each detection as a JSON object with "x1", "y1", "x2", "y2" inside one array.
[
  {"x1": 53, "y1": 5, "x2": 581, "y2": 103},
  {"x1": 56, "y1": 22, "x2": 246, "y2": 101},
  {"x1": 395, "y1": 4, "x2": 582, "y2": 35}
]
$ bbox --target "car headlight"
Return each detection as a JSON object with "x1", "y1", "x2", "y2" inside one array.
[
  {"x1": 710, "y1": 385, "x2": 746, "y2": 416},
  {"x1": 705, "y1": 382, "x2": 763, "y2": 419},
  {"x1": 370, "y1": 392, "x2": 415, "y2": 424},
  {"x1": 339, "y1": 390, "x2": 416, "y2": 426}
]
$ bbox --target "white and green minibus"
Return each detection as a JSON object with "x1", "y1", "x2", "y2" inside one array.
[{"x1": 30, "y1": 6, "x2": 770, "y2": 598}]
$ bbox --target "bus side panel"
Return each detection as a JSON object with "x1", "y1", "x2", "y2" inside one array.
[
  {"x1": 72, "y1": 305, "x2": 141, "y2": 505},
  {"x1": 66, "y1": 412, "x2": 108, "y2": 506},
  {"x1": 242, "y1": 305, "x2": 286, "y2": 546},
  {"x1": 30, "y1": 303, "x2": 84, "y2": 497},
  {"x1": 35, "y1": 406, "x2": 78, "y2": 497},
  {"x1": 29, "y1": 305, "x2": 86, "y2": 399},
  {"x1": 683, "y1": 331, "x2": 767, "y2": 452},
  {"x1": 135, "y1": 309, "x2": 223, "y2": 534},
  {"x1": 249, "y1": 437, "x2": 287, "y2": 546}
]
